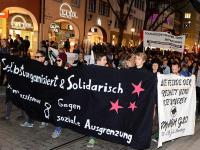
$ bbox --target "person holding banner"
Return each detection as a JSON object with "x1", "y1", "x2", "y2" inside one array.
[
  {"x1": 20, "y1": 51, "x2": 48, "y2": 128},
  {"x1": 151, "y1": 60, "x2": 160, "y2": 143},
  {"x1": 118, "y1": 53, "x2": 135, "y2": 69},
  {"x1": 51, "y1": 52, "x2": 71, "y2": 138},
  {"x1": 171, "y1": 62, "x2": 181, "y2": 76},
  {"x1": 135, "y1": 52, "x2": 147, "y2": 69},
  {"x1": 87, "y1": 52, "x2": 107, "y2": 148},
  {"x1": 73, "y1": 52, "x2": 87, "y2": 67},
  {"x1": 196, "y1": 62, "x2": 200, "y2": 118}
]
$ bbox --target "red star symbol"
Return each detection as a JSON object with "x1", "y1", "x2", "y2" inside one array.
[
  {"x1": 109, "y1": 99, "x2": 123, "y2": 114},
  {"x1": 128, "y1": 101, "x2": 137, "y2": 112},
  {"x1": 132, "y1": 81, "x2": 144, "y2": 97}
]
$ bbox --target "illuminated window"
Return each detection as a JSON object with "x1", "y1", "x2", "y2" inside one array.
[{"x1": 184, "y1": 13, "x2": 191, "y2": 19}]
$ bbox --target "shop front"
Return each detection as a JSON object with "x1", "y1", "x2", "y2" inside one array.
[
  {"x1": 0, "y1": 7, "x2": 38, "y2": 54},
  {"x1": 48, "y1": 19, "x2": 79, "y2": 52},
  {"x1": 44, "y1": 1, "x2": 82, "y2": 52},
  {"x1": 9, "y1": 14, "x2": 34, "y2": 48}
]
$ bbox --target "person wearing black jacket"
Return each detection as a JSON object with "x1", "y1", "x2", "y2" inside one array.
[
  {"x1": 23, "y1": 36, "x2": 30, "y2": 57},
  {"x1": 73, "y1": 52, "x2": 87, "y2": 67}
]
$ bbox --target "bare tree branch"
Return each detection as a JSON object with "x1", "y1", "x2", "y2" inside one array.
[
  {"x1": 124, "y1": 0, "x2": 135, "y2": 22},
  {"x1": 153, "y1": 1, "x2": 189, "y2": 31},
  {"x1": 148, "y1": 0, "x2": 180, "y2": 30},
  {"x1": 143, "y1": 0, "x2": 151, "y2": 30},
  {"x1": 107, "y1": 0, "x2": 120, "y2": 20}
]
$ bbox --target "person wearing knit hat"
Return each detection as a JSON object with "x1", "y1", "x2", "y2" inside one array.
[
  {"x1": 52, "y1": 52, "x2": 71, "y2": 138},
  {"x1": 58, "y1": 52, "x2": 67, "y2": 62},
  {"x1": 56, "y1": 52, "x2": 67, "y2": 68}
]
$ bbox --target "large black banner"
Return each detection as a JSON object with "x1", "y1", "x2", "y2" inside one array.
[{"x1": 0, "y1": 55, "x2": 157, "y2": 149}]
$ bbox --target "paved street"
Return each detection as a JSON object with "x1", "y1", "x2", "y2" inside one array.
[{"x1": 0, "y1": 86, "x2": 199, "y2": 150}]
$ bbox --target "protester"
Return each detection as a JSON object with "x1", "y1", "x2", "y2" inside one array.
[
  {"x1": 23, "y1": 36, "x2": 30, "y2": 57},
  {"x1": 171, "y1": 62, "x2": 181, "y2": 75},
  {"x1": 7, "y1": 34, "x2": 13, "y2": 49},
  {"x1": 196, "y1": 62, "x2": 200, "y2": 118},
  {"x1": 17, "y1": 37, "x2": 24, "y2": 57},
  {"x1": 161, "y1": 58, "x2": 171, "y2": 74},
  {"x1": 135, "y1": 52, "x2": 147, "y2": 69},
  {"x1": 51, "y1": 52, "x2": 71, "y2": 139},
  {"x1": 20, "y1": 51, "x2": 48, "y2": 128},
  {"x1": 73, "y1": 52, "x2": 87, "y2": 67},
  {"x1": 0, "y1": 39, "x2": 9, "y2": 85},
  {"x1": 64, "y1": 38, "x2": 70, "y2": 52},
  {"x1": 12, "y1": 34, "x2": 20, "y2": 55},
  {"x1": 180, "y1": 64, "x2": 191, "y2": 77},
  {"x1": 73, "y1": 44, "x2": 80, "y2": 54},
  {"x1": 87, "y1": 52, "x2": 107, "y2": 148},
  {"x1": 118, "y1": 53, "x2": 135, "y2": 69},
  {"x1": 151, "y1": 60, "x2": 161, "y2": 74}
]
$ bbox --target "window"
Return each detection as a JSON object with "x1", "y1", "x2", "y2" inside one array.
[
  {"x1": 141, "y1": 0, "x2": 144, "y2": 11},
  {"x1": 132, "y1": 17, "x2": 143, "y2": 33},
  {"x1": 89, "y1": 0, "x2": 96, "y2": 13},
  {"x1": 99, "y1": 0, "x2": 110, "y2": 16},
  {"x1": 134, "y1": 0, "x2": 144, "y2": 10},
  {"x1": 134, "y1": 0, "x2": 139, "y2": 9},
  {"x1": 115, "y1": 17, "x2": 119, "y2": 28},
  {"x1": 71, "y1": 0, "x2": 80, "y2": 7},
  {"x1": 184, "y1": 13, "x2": 191, "y2": 19}
]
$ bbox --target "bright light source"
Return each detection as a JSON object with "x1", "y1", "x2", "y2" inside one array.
[
  {"x1": 131, "y1": 28, "x2": 135, "y2": 32},
  {"x1": 184, "y1": 13, "x2": 191, "y2": 19}
]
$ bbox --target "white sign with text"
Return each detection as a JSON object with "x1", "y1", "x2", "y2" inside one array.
[
  {"x1": 157, "y1": 74, "x2": 196, "y2": 147},
  {"x1": 143, "y1": 30, "x2": 185, "y2": 52}
]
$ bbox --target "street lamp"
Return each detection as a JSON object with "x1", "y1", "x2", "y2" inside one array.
[{"x1": 131, "y1": 27, "x2": 135, "y2": 46}]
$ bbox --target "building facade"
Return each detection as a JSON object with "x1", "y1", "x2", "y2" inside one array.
[
  {"x1": 0, "y1": 0, "x2": 41, "y2": 55},
  {"x1": 0, "y1": 0, "x2": 145, "y2": 54},
  {"x1": 181, "y1": 3, "x2": 200, "y2": 51}
]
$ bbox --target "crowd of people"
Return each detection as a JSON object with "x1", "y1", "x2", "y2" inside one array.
[{"x1": 1, "y1": 33, "x2": 200, "y2": 148}]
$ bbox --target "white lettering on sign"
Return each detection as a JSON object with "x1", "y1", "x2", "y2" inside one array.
[
  {"x1": 60, "y1": 3, "x2": 78, "y2": 19},
  {"x1": 11, "y1": 15, "x2": 33, "y2": 30},
  {"x1": 50, "y1": 23, "x2": 60, "y2": 33}
]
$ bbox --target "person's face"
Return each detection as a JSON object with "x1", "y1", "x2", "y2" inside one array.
[
  {"x1": 78, "y1": 53, "x2": 84, "y2": 60},
  {"x1": 97, "y1": 56, "x2": 107, "y2": 66},
  {"x1": 126, "y1": 55, "x2": 135, "y2": 68},
  {"x1": 56, "y1": 58, "x2": 63, "y2": 67},
  {"x1": 58, "y1": 49, "x2": 64, "y2": 53},
  {"x1": 1, "y1": 40, "x2": 6, "y2": 47},
  {"x1": 172, "y1": 64, "x2": 180, "y2": 75},
  {"x1": 16, "y1": 34, "x2": 20, "y2": 39},
  {"x1": 135, "y1": 56, "x2": 144, "y2": 68},
  {"x1": 152, "y1": 63, "x2": 159, "y2": 71},
  {"x1": 163, "y1": 60, "x2": 168, "y2": 66},
  {"x1": 35, "y1": 53, "x2": 45, "y2": 63}
]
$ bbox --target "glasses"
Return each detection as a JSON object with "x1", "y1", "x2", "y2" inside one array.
[
  {"x1": 56, "y1": 59, "x2": 62, "y2": 62},
  {"x1": 35, "y1": 56, "x2": 43, "y2": 59}
]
